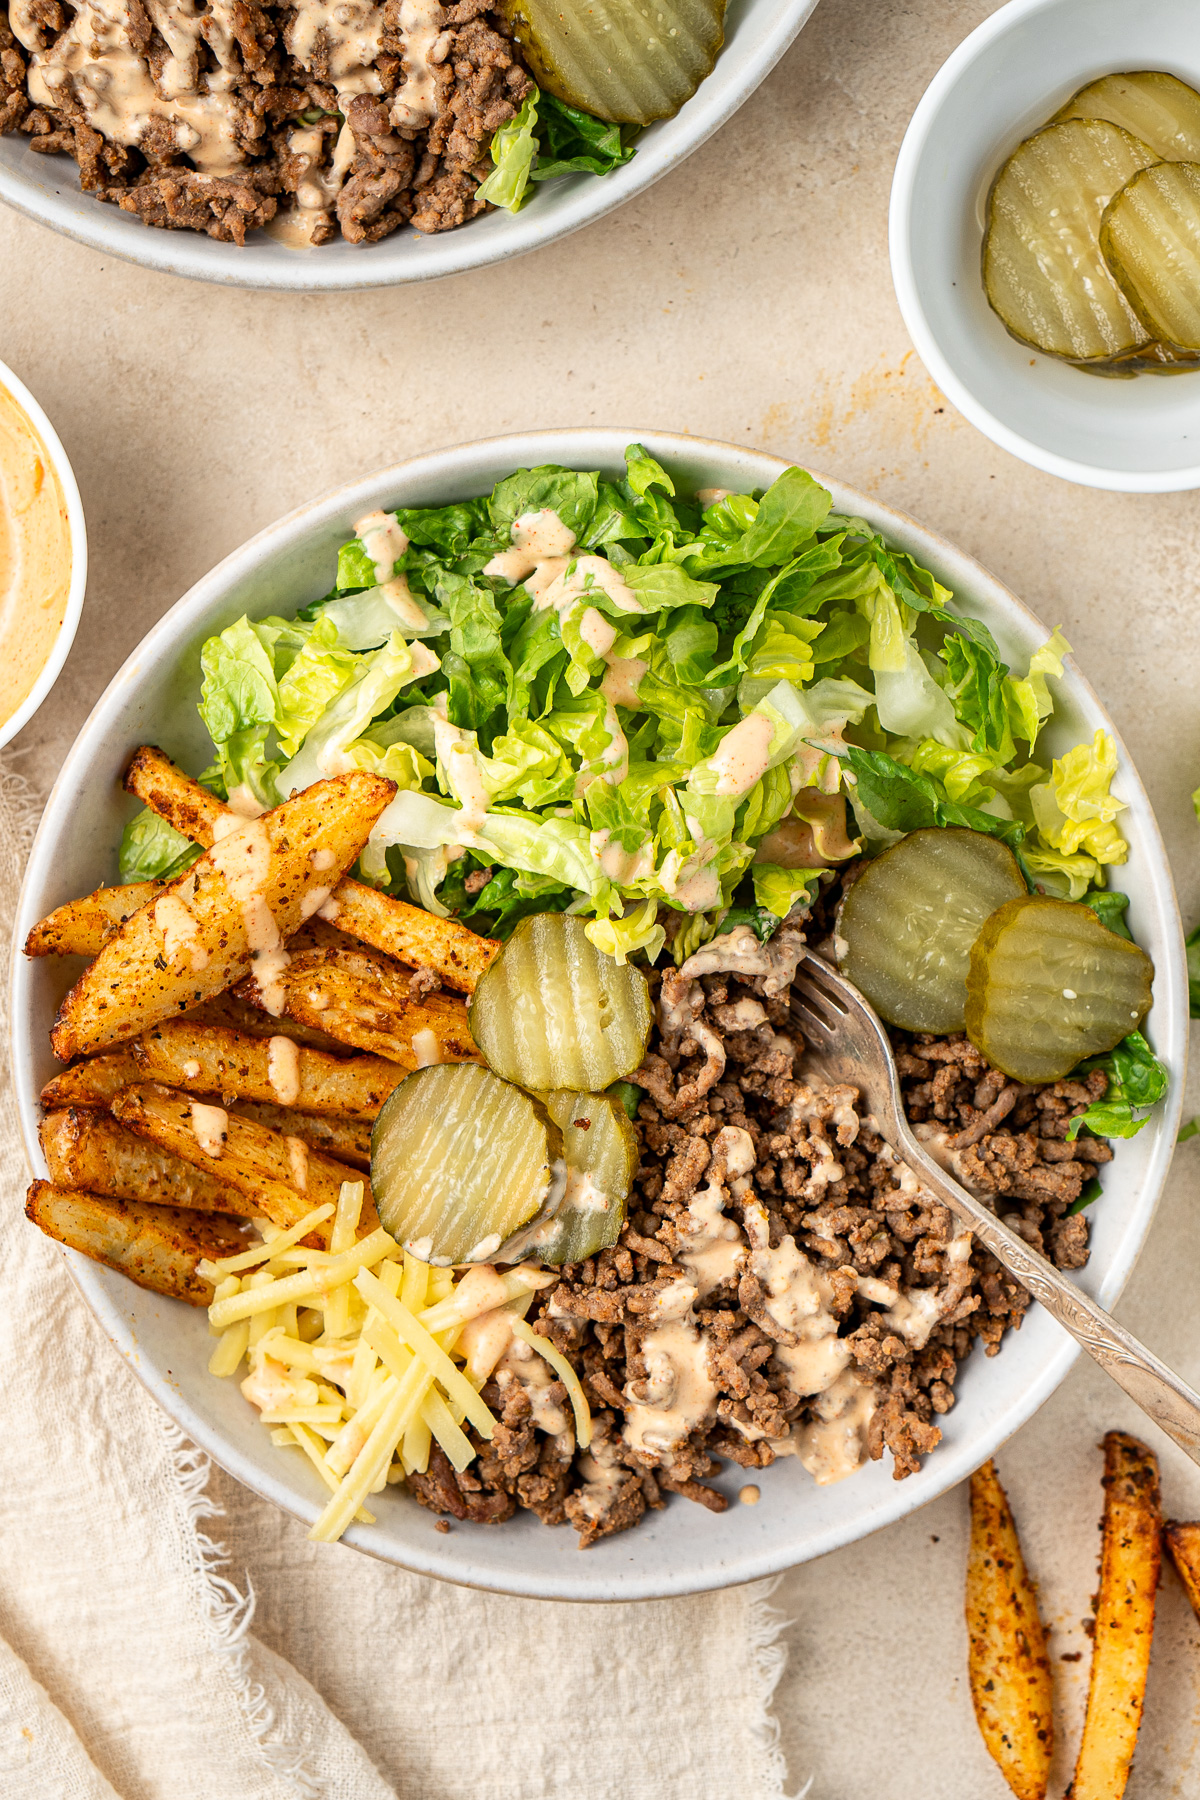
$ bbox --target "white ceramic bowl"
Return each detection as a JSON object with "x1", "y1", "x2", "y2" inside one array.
[
  {"x1": 10, "y1": 429, "x2": 1187, "y2": 1600},
  {"x1": 0, "y1": 0, "x2": 818, "y2": 292},
  {"x1": 889, "y1": 0, "x2": 1200, "y2": 492},
  {"x1": 0, "y1": 356, "x2": 87, "y2": 749}
]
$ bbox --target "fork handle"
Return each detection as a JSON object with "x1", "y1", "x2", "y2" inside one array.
[{"x1": 902, "y1": 1140, "x2": 1200, "y2": 1466}]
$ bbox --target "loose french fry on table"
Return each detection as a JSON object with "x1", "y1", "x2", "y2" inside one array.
[
  {"x1": 40, "y1": 1107, "x2": 261, "y2": 1218},
  {"x1": 131, "y1": 1019, "x2": 403, "y2": 1117},
  {"x1": 25, "y1": 1181, "x2": 245, "y2": 1305},
  {"x1": 1164, "y1": 1520, "x2": 1200, "y2": 1617},
  {"x1": 264, "y1": 945, "x2": 479, "y2": 1067},
  {"x1": 24, "y1": 881, "x2": 161, "y2": 958},
  {"x1": 41, "y1": 1050, "x2": 142, "y2": 1110},
  {"x1": 965, "y1": 1459, "x2": 1053, "y2": 1800},
  {"x1": 50, "y1": 771, "x2": 396, "y2": 1061},
  {"x1": 112, "y1": 1082, "x2": 379, "y2": 1240},
  {"x1": 1071, "y1": 1431, "x2": 1163, "y2": 1800},
  {"x1": 125, "y1": 744, "x2": 498, "y2": 993}
]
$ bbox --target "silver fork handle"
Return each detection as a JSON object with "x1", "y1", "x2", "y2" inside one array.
[{"x1": 903, "y1": 1139, "x2": 1200, "y2": 1466}]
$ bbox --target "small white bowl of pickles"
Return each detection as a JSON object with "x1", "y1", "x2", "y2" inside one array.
[{"x1": 890, "y1": 0, "x2": 1200, "y2": 491}]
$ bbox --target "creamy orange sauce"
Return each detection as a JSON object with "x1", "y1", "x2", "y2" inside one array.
[{"x1": 0, "y1": 383, "x2": 72, "y2": 731}]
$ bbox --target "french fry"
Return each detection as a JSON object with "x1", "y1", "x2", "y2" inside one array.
[
  {"x1": 51, "y1": 771, "x2": 396, "y2": 1061},
  {"x1": 131, "y1": 1019, "x2": 402, "y2": 1118},
  {"x1": 112, "y1": 1082, "x2": 379, "y2": 1241},
  {"x1": 25, "y1": 1180, "x2": 245, "y2": 1305},
  {"x1": 965, "y1": 1459, "x2": 1052, "y2": 1800},
  {"x1": 228, "y1": 1101, "x2": 372, "y2": 1170},
  {"x1": 1071, "y1": 1431, "x2": 1163, "y2": 1800},
  {"x1": 41, "y1": 1050, "x2": 142, "y2": 1110},
  {"x1": 40, "y1": 1106, "x2": 261, "y2": 1219},
  {"x1": 125, "y1": 744, "x2": 497, "y2": 993},
  {"x1": 275, "y1": 945, "x2": 479, "y2": 1067},
  {"x1": 25, "y1": 881, "x2": 161, "y2": 958},
  {"x1": 184, "y1": 989, "x2": 355, "y2": 1057},
  {"x1": 1164, "y1": 1520, "x2": 1200, "y2": 1617}
]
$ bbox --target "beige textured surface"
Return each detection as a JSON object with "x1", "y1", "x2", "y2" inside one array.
[{"x1": 4, "y1": 0, "x2": 1200, "y2": 1794}]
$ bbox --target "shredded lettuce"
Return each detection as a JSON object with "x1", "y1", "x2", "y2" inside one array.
[
  {"x1": 475, "y1": 93, "x2": 539, "y2": 212},
  {"x1": 1066, "y1": 1033, "x2": 1168, "y2": 1140},
  {"x1": 119, "y1": 809, "x2": 202, "y2": 883}
]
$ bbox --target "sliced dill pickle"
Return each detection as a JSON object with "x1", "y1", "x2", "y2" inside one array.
[
  {"x1": 533, "y1": 1091, "x2": 637, "y2": 1265},
  {"x1": 1101, "y1": 162, "x2": 1200, "y2": 349},
  {"x1": 984, "y1": 120, "x2": 1158, "y2": 359},
  {"x1": 371, "y1": 1063, "x2": 563, "y2": 1265},
  {"x1": 965, "y1": 895, "x2": 1153, "y2": 1084},
  {"x1": 838, "y1": 829, "x2": 1026, "y2": 1034},
  {"x1": 1054, "y1": 71, "x2": 1200, "y2": 163},
  {"x1": 468, "y1": 912, "x2": 652, "y2": 1093},
  {"x1": 498, "y1": 0, "x2": 726, "y2": 126},
  {"x1": 1080, "y1": 339, "x2": 1200, "y2": 377}
]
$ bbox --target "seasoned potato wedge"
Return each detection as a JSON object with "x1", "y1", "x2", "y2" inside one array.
[
  {"x1": 25, "y1": 1180, "x2": 245, "y2": 1306},
  {"x1": 966, "y1": 1459, "x2": 1053, "y2": 1800},
  {"x1": 132, "y1": 1019, "x2": 402, "y2": 1118},
  {"x1": 112, "y1": 1082, "x2": 378, "y2": 1241},
  {"x1": 50, "y1": 771, "x2": 396, "y2": 1061},
  {"x1": 41, "y1": 1050, "x2": 142, "y2": 1110},
  {"x1": 125, "y1": 744, "x2": 497, "y2": 993},
  {"x1": 229, "y1": 1099, "x2": 372, "y2": 1170},
  {"x1": 1164, "y1": 1519, "x2": 1200, "y2": 1617},
  {"x1": 184, "y1": 990, "x2": 354, "y2": 1056},
  {"x1": 1072, "y1": 1431, "x2": 1163, "y2": 1800},
  {"x1": 25, "y1": 881, "x2": 161, "y2": 958},
  {"x1": 260, "y1": 945, "x2": 480, "y2": 1068},
  {"x1": 40, "y1": 1106, "x2": 260, "y2": 1218}
]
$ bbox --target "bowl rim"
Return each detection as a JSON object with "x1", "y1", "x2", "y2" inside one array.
[
  {"x1": 0, "y1": 356, "x2": 88, "y2": 748},
  {"x1": 0, "y1": 0, "x2": 820, "y2": 293},
  {"x1": 10, "y1": 426, "x2": 1188, "y2": 1599},
  {"x1": 887, "y1": 0, "x2": 1200, "y2": 494}
]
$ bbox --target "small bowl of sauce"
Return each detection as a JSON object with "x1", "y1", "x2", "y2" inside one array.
[{"x1": 0, "y1": 359, "x2": 86, "y2": 746}]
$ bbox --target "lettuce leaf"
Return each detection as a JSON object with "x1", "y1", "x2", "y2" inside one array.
[
  {"x1": 119, "y1": 808, "x2": 202, "y2": 883},
  {"x1": 752, "y1": 864, "x2": 822, "y2": 918},
  {"x1": 529, "y1": 93, "x2": 638, "y2": 180},
  {"x1": 475, "y1": 92, "x2": 539, "y2": 211},
  {"x1": 489, "y1": 464, "x2": 598, "y2": 540},
  {"x1": 277, "y1": 634, "x2": 439, "y2": 796},
  {"x1": 1066, "y1": 1032, "x2": 1168, "y2": 1139},
  {"x1": 1030, "y1": 729, "x2": 1128, "y2": 864},
  {"x1": 839, "y1": 745, "x2": 1025, "y2": 849}
]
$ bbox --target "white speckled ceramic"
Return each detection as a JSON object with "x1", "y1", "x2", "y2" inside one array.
[
  {"x1": 10, "y1": 429, "x2": 1186, "y2": 1599},
  {"x1": 0, "y1": 0, "x2": 819, "y2": 291},
  {"x1": 889, "y1": 0, "x2": 1200, "y2": 491},
  {"x1": 0, "y1": 355, "x2": 87, "y2": 749}
]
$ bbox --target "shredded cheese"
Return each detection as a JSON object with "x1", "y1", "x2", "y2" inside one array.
[{"x1": 509, "y1": 1316, "x2": 593, "y2": 1449}]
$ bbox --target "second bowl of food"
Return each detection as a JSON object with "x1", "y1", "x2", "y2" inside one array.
[
  {"x1": 0, "y1": 0, "x2": 818, "y2": 291},
  {"x1": 11, "y1": 428, "x2": 1186, "y2": 1600},
  {"x1": 890, "y1": 0, "x2": 1200, "y2": 491}
]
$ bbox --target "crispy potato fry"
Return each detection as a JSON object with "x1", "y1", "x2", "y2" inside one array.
[
  {"x1": 184, "y1": 990, "x2": 355, "y2": 1057},
  {"x1": 41, "y1": 1050, "x2": 142, "y2": 1110},
  {"x1": 125, "y1": 744, "x2": 497, "y2": 992},
  {"x1": 40, "y1": 1107, "x2": 260, "y2": 1219},
  {"x1": 1164, "y1": 1520, "x2": 1200, "y2": 1617},
  {"x1": 131, "y1": 1019, "x2": 402, "y2": 1118},
  {"x1": 25, "y1": 881, "x2": 161, "y2": 958},
  {"x1": 51, "y1": 771, "x2": 396, "y2": 1061},
  {"x1": 229, "y1": 1100, "x2": 372, "y2": 1170},
  {"x1": 1072, "y1": 1432, "x2": 1163, "y2": 1800},
  {"x1": 113, "y1": 1082, "x2": 378, "y2": 1242},
  {"x1": 966, "y1": 1459, "x2": 1053, "y2": 1800},
  {"x1": 25, "y1": 1180, "x2": 245, "y2": 1306},
  {"x1": 269, "y1": 945, "x2": 479, "y2": 1067}
]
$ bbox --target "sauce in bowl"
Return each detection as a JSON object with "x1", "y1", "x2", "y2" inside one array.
[{"x1": 0, "y1": 380, "x2": 73, "y2": 732}]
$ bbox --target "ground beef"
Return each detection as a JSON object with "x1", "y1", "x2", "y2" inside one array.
[
  {"x1": 3, "y1": 0, "x2": 531, "y2": 245},
  {"x1": 407, "y1": 926, "x2": 1113, "y2": 1547}
]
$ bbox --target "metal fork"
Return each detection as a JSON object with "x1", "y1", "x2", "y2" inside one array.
[{"x1": 790, "y1": 951, "x2": 1200, "y2": 1467}]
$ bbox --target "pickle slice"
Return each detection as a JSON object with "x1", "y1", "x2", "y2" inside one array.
[
  {"x1": 1054, "y1": 71, "x2": 1200, "y2": 163},
  {"x1": 984, "y1": 120, "x2": 1158, "y2": 359},
  {"x1": 838, "y1": 829, "x2": 1026, "y2": 1034},
  {"x1": 965, "y1": 895, "x2": 1153, "y2": 1084},
  {"x1": 1101, "y1": 162, "x2": 1200, "y2": 350},
  {"x1": 501, "y1": 1090, "x2": 637, "y2": 1265},
  {"x1": 371, "y1": 1063, "x2": 563, "y2": 1265},
  {"x1": 498, "y1": 0, "x2": 726, "y2": 126},
  {"x1": 468, "y1": 912, "x2": 652, "y2": 1093}
]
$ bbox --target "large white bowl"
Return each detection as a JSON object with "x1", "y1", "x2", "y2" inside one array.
[
  {"x1": 0, "y1": 355, "x2": 87, "y2": 749},
  {"x1": 0, "y1": 0, "x2": 818, "y2": 292},
  {"x1": 889, "y1": 0, "x2": 1200, "y2": 492},
  {"x1": 10, "y1": 429, "x2": 1187, "y2": 1600}
]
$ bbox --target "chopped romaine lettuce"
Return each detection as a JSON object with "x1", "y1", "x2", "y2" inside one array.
[
  {"x1": 1066, "y1": 1032, "x2": 1169, "y2": 1140},
  {"x1": 119, "y1": 808, "x2": 202, "y2": 883}
]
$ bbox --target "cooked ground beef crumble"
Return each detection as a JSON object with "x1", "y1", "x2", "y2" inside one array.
[
  {"x1": 408, "y1": 916, "x2": 1113, "y2": 1549},
  {"x1": 0, "y1": 0, "x2": 531, "y2": 244}
]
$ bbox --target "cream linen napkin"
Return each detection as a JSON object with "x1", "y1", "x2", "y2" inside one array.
[{"x1": 0, "y1": 763, "x2": 797, "y2": 1800}]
